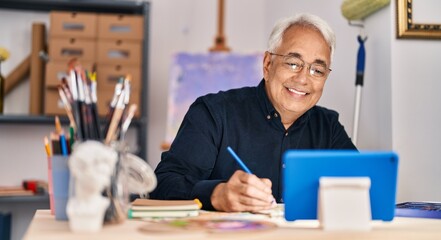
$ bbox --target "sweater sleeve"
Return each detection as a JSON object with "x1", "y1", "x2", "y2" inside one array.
[{"x1": 149, "y1": 98, "x2": 223, "y2": 210}]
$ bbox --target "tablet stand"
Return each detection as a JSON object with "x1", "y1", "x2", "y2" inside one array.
[{"x1": 318, "y1": 177, "x2": 372, "y2": 231}]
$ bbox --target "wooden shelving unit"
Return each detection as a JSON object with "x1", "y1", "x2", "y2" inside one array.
[{"x1": 0, "y1": 0, "x2": 150, "y2": 161}]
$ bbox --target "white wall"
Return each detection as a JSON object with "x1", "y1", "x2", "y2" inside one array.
[
  {"x1": 391, "y1": 0, "x2": 441, "y2": 202},
  {"x1": 0, "y1": 10, "x2": 50, "y2": 185},
  {"x1": 148, "y1": 0, "x2": 391, "y2": 171},
  {"x1": 263, "y1": 0, "x2": 392, "y2": 150},
  {"x1": 147, "y1": 0, "x2": 266, "y2": 168},
  {"x1": 0, "y1": 0, "x2": 439, "y2": 203}
]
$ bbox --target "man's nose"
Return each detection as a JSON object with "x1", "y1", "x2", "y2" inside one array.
[{"x1": 293, "y1": 65, "x2": 309, "y2": 84}]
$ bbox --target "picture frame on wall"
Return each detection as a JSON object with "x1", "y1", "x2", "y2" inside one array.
[{"x1": 396, "y1": 0, "x2": 441, "y2": 39}]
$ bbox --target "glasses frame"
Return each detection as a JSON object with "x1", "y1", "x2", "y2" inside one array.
[{"x1": 268, "y1": 52, "x2": 332, "y2": 79}]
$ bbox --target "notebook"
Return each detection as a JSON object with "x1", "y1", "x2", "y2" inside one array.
[
  {"x1": 128, "y1": 199, "x2": 202, "y2": 219},
  {"x1": 131, "y1": 199, "x2": 201, "y2": 211},
  {"x1": 282, "y1": 150, "x2": 399, "y2": 221}
]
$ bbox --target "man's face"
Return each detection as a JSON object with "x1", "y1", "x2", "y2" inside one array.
[{"x1": 263, "y1": 25, "x2": 331, "y2": 123}]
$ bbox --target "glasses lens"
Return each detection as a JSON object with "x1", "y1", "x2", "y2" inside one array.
[
  {"x1": 284, "y1": 56, "x2": 303, "y2": 72},
  {"x1": 274, "y1": 53, "x2": 329, "y2": 79},
  {"x1": 310, "y1": 64, "x2": 327, "y2": 78}
]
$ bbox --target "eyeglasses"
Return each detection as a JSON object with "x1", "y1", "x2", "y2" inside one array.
[{"x1": 268, "y1": 52, "x2": 331, "y2": 80}]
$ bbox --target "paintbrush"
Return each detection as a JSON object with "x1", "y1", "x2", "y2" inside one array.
[
  {"x1": 67, "y1": 64, "x2": 84, "y2": 141},
  {"x1": 75, "y1": 65, "x2": 90, "y2": 140},
  {"x1": 88, "y1": 66, "x2": 101, "y2": 140},
  {"x1": 119, "y1": 104, "x2": 137, "y2": 141},
  {"x1": 103, "y1": 78, "x2": 124, "y2": 138},
  {"x1": 105, "y1": 91, "x2": 126, "y2": 145}
]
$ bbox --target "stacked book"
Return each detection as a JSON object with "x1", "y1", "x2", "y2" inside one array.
[
  {"x1": 128, "y1": 199, "x2": 202, "y2": 219},
  {"x1": 395, "y1": 202, "x2": 441, "y2": 219}
]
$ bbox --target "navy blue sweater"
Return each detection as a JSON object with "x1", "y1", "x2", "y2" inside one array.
[{"x1": 150, "y1": 79, "x2": 356, "y2": 210}]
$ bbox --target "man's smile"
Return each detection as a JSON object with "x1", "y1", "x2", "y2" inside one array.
[{"x1": 287, "y1": 87, "x2": 307, "y2": 96}]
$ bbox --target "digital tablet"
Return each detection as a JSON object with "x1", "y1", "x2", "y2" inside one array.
[{"x1": 283, "y1": 150, "x2": 399, "y2": 221}]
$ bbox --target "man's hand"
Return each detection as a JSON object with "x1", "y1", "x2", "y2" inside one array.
[{"x1": 210, "y1": 170, "x2": 276, "y2": 212}]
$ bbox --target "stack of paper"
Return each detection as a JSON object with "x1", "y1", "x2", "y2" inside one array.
[{"x1": 128, "y1": 199, "x2": 202, "y2": 218}]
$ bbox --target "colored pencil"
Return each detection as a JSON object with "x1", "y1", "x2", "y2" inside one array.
[
  {"x1": 55, "y1": 116, "x2": 68, "y2": 156},
  {"x1": 226, "y1": 146, "x2": 252, "y2": 174},
  {"x1": 44, "y1": 136, "x2": 51, "y2": 157}
]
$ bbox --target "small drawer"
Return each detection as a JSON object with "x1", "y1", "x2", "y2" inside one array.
[
  {"x1": 98, "y1": 14, "x2": 143, "y2": 40},
  {"x1": 50, "y1": 11, "x2": 97, "y2": 39},
  {"x1": 45, "y1": 60, "x2": 94, "y2": 87},
  {"x1": 48, "y1": 37, "x2": 96, "y2": 62},
  {"x1": 96, "y1": 64, "x2": 141, "y2": 91},
  {"x1": 96, "y1": 40, "x2": 142, "y2": 66}
]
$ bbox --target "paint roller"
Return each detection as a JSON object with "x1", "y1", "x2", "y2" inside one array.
[
  {"x1": 340, "y1": 0, "x2": 390, "y2": 146},
  {"x1": 341, "y1": 0, "x2": 390, "y2": 21}
]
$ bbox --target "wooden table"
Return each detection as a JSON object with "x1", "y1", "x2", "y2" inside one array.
[{"x1": 24, "y1": 210, "x2": 441, "y2": 240}]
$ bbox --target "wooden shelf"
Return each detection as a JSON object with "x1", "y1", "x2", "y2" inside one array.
[
  {"x1": 0, "y1": 115, "x2": 143, "y2": 127},
  {"x1": 0, "y1": 194, "x2": 49, "y2": 203},
  {"x1": 0, "y1": 0, "x2": 150, "y2": 161},
  {"x1": 0, "y1": 0, "x2": 145, "y2": 14}
]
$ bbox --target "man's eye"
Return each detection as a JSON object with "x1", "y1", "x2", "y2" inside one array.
[
  {"x1": 313, "y1": 68, "x2": 324, "y2": 74},
  {"x1": 287, "y1": 63, "x2": 301, "y2": 70},
  {"x1": 311, "y1": 68, "x2": 325, "y2": 76}
]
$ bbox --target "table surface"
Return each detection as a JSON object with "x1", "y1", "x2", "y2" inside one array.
[{"x1": 24, "y1": 209, "x2": 441, "y2": 240}]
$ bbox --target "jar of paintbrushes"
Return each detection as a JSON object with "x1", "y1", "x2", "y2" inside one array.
[{"x1": 52, "y1": 60, "x2": 157, "y2": 232}]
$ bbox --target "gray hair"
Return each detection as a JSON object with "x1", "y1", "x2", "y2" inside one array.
[{"x1": 267, "y1": 13, "x2": 336, "y2": 61}]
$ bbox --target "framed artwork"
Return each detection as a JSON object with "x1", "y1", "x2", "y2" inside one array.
[{"x1": 396, "y1": 0, "x2": 441, "y2": 39}]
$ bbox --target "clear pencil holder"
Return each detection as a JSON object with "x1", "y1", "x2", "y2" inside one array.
[
  {"x1": 103, "y1": 141, "x2": 131, "y2": 224},
  {"x1": 105, "y1": 142, "x2": 157, "y2": 223},
  {"x1": 103, "y1": 140, "x2": 158, "y2": 223}
]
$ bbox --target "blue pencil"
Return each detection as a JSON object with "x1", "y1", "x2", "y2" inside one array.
[
  {"x1": 227, "y1": 146, "x2": 252, "y2": 174},
  {"x1": 59, "y1": 134, "x2": 69, "y2": 156},
  {"x1": 227, "y1": 146, "x2": 276, "y2": 204},
  {"x1": 55, "y1": 116, "x2": 69, "y2": 156}
]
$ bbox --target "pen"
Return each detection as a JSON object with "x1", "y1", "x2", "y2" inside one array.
[
  {"x1": 227, "y1": 146, "x2": 252, "y2": 174},
  {"x1": 227, "y1": 146, "x2": 276, "y2": 204}
]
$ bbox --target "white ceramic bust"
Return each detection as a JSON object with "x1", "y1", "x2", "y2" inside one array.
[{"x1": 66, "y1": 141, "x2": 117, "y2": 232}]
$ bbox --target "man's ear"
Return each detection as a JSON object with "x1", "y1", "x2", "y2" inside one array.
[{"x1": 263, "y1": 51, "x2": 272, "y2": 80}]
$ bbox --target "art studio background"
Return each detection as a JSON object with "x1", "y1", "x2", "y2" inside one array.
[{"x1": 0, "y1": 0, "x2": 440, "y2": 210}]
